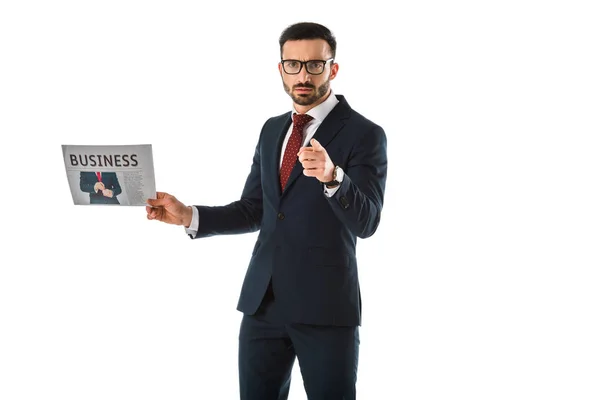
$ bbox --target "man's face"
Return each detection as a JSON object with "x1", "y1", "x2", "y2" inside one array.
[{"x1": 279, "y1": 39, "x2": 338, "y2": 107}]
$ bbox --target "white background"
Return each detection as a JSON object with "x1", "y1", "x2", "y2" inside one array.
[{"x1": 1, "y1": 1, "x2": 599, "y2": 399}]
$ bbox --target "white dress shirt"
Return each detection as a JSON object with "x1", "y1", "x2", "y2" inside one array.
[{"x1": 186, "y1": 91, "x2": 344, "y2": 235}]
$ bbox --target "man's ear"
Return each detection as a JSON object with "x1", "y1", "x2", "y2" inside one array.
[{"x1": 329, "y1": 62, "x2": 339, "y2": 80}]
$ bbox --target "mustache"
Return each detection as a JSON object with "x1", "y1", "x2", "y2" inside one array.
[{"x1": 293, "y1": 83, "x2": 315, "y2": 89}]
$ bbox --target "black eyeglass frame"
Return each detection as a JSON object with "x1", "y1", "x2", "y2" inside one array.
[{"x1": 280, "y1": 58, "x2": 335, "y2": 75}]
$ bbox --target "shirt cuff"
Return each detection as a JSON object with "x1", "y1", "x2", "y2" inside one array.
[
  {"x1": 323, "y1": 167, "x2": 344, "y2": 197},
  {"x1": 184, "y1": 206, "x2": 199, "y2": 236}
]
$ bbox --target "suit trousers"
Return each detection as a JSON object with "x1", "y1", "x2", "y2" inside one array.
[{"x1": 238, "y1": 281, "x2": 360, "y2": 400}]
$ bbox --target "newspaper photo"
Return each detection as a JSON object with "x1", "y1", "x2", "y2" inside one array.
[{"x1": 61, "y1": 144, "x2": 156, "y2": 206}]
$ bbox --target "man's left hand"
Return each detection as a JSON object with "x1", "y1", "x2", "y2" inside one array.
[
  {"x1": 297, "y1": 138, "x2": 335, "y2": 183},
  {"x1": 102, "y1": 189, "x2": 113, "y2": 198}
]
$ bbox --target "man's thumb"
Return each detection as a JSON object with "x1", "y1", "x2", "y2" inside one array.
[
  {"x1": 146, "y1": 197, "x2": 166, "y2": 207},
  {"x1": 311, "y1": 138, "x2": 323, "y2": 151}
]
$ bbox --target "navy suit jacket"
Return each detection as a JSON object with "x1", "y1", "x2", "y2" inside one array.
[
  {"x1": 190, "y1": 95, "x2": 387, "y2": 326},
  {"x1": 80, "y1": 172, "x2": 122, "y2": 204}
]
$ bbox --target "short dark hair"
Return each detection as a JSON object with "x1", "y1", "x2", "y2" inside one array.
[{"x1": 279, "y1": 22, "x2": 337, "y2": 59}]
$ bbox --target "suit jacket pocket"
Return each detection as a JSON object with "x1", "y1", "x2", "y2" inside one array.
[{"x1": 307, "y1": 247, "x2": 348, "y2": 267}]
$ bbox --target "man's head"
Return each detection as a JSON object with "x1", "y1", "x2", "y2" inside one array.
[{"x1": 278, "y1": 22, "x2": 339, "y2": 112}]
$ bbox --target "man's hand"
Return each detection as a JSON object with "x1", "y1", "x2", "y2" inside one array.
[
  {"x1": 94, "y1": 182, "x2": 105, "y2": 192},
  {"x1": 146, "y1": 192, "x2": 193, "y2": 227},
  {"x1": 297, "y1": 138, "x2": 335, "y2": 182},
  {"x1": 102, "y1": 189, "x2": 113, "y2": 198}
]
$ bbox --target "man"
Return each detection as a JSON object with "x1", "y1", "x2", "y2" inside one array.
[
  {"x1": 80, "y1": 171, "x2": 121, "y2": 204},
  {"x1": 146, "y1": 22, "x2": 387, "y2": 400}
]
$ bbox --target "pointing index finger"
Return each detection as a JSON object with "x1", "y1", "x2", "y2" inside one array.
[{"x1": 297, "y1": 147, "x2": 314, "y2": 156}]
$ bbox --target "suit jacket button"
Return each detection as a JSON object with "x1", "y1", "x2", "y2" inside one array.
[
  {"x1": 277, "y1": 212, "x2": 285, "y2": 220},
  {"x1": 340, "y1": 196, "x2": 350, "y2": 209}
]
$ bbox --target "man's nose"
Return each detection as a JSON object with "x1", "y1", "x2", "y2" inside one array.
[{"x1": 296, "y1": 66, "x2": 311, "y2": 82}]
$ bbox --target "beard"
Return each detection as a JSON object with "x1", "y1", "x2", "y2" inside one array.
[{"x1": 283, "y1": 80, "x2": 330, "y2": 106}]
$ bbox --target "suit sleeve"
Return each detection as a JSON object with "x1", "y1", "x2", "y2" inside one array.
[
  {"x1": 110, "y1": 174, "x2": 122, "y2": 197},
  {"x1": 80, "y1": 173, "x2": 95, "y2": 193},
  {"x1": 189, "y1": 127, "x2": 265, "y2": 239},
  {"x1": 326, "y1": 125, "x2": 387, "y2": 238}
]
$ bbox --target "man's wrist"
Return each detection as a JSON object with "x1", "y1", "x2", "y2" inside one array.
[
  {"x1": 183, "y1": 206, "x2": 193, "y2": 228},
  {"x1": 323, "y1": 166, "x2": 343, "y2": 187}
]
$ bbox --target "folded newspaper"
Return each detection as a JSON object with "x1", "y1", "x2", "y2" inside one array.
[{"x1": 62, "y1": 144, "x2": 156, "y2": 206}]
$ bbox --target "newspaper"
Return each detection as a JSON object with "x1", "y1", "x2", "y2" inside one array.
[{"x1": 61, "y1": 144, "x2": 156, "y2": 206}]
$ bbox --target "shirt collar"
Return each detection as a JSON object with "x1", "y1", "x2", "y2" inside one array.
[{"x1": 290, "y1": 90, "x2": 339, "y2": 123}]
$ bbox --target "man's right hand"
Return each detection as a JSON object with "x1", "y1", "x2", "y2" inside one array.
[
  {"x1": 94, "y1": 182, "x2": 105, "y2": 192},
  {"x1": 146, "y1": 192, "x2": 193, "y2": 227}
]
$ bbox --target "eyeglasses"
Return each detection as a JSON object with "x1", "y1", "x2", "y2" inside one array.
[{"x1": 280, "y1": 58, "x2": 334, "y2": 75}]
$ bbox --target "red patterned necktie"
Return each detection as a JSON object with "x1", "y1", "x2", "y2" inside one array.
[
  {"x1": 280, "y1": 113, "x2": 313, "y2": 191},
  {"x1": 96, "y1": 172, "x2": 102, "y2": 182}
]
